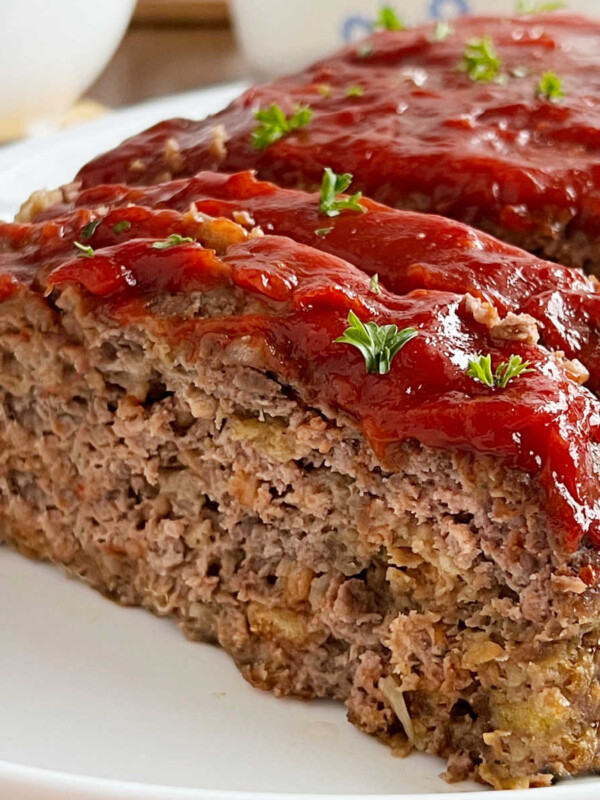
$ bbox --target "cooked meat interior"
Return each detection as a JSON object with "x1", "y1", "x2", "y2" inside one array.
[{"x1": 1, "y1": 208, "x2": 600, "y2": 790}]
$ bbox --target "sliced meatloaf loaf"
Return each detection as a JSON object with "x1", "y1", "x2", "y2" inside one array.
[
  {"x1": 24, "y1": 169, "x2": 600, "y2": 393},
  {"x1": 1, "y1": 202, "x2": 600, "y2": 790},
  {"x1": 74, "y1": 13, "x2": 600, "y2": 273}
]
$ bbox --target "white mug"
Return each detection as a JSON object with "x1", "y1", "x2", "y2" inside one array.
[{"x1": 230, "y1": 0, "x2": 600, "y2": 77}]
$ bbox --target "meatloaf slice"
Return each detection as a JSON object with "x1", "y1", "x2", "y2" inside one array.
[
  {"x1": 1, "y1": 212, "x2": 600, "y2": 789},
  {"x1": 74, "y1": 13, "x2": 600, "y2": 273},
  {"x1": 21, "y1": 169, "x2": 600, "y2": 393}
]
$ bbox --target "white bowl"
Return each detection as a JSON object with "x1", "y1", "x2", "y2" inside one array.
[{"x1": 0, "y1": 0, "x2": 136, "y2": 138}]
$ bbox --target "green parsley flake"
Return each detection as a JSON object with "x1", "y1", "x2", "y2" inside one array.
[
  {"x1": 373, "y1": 5, "x2": 404, "y2": 31},
  {"x1": 74, "y1": 241, "x2": 94, "y2": 258},
  {"x1": 113, "y1": 220, "x2": 132, "y2": 234},
  {"x1": 516, "y1": 0, "x2": 566, "y2": 13},
  {"x1": 80, "y1": 219, "x2": 100, "y2": 240},
  {"x1": 466, "y1": 353, "x2": 533, "y2": 389},
  {"x1": 536, "y1": 71, "x2": 564, "y2": 102},
  {"x1": 466, "y1": 354, "x2": 494, "y2": 387},
  {"x1": 432, "y1": 21, "x2": 453, "y2": 42},
  {"x1": 319, "y1": 168, "x2": 366, "y2": 217},
  {"x1": 346, "y1": 85, "x2": 364, "y2": 97},
  {"x1": 335, "y1": 311, "x2": 417, "y2": 375},
  {"x1": 315, "y1": 227, "x2": 333, "y2": 237},
  {"x1": 251, "y1": 103, "x2": 313, "y2": 150},
  {"x1": 459, "y1": 37, "x2": 503, "y2": 83},
  {"x1": 152, "y1": 233, "x2": 195, "y2": 250},
  {"x1": 369, "y1": 274, "x2": 381, "y2": 294},
  {"x1": 317, "y1": 84, "x2": 332, "y2": 97}
]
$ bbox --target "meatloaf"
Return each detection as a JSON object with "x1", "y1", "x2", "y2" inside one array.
[
  {"x1": 27, "y1": 169, "x2": 600, "y2": 392},
  {"x1": 1, "y1": 186, "x2": 600, "y2": 790},
  {"x1": 74, "y1": 12, "x2": 600, "y2": 273}
]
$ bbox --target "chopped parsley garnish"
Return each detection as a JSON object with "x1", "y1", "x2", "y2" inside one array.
[
  {"x1": 432, "y1": 21, "x2": 453, "y2": 42},
  {"x1": 113, "y1": 220, "x2": 131, "y2": 234},
  {"x1": 74, "y1": 241, "x2": 94, "y2": 258},
  {"x1": 516, "y1": 0, "x2": 566, "y2": 12},
  {"x1": 346, "y1": 85, "x2": 365, "y2": 97},
  {"x1": 373, "y1": 5, "x2": 404, "y2": 31},
  {"x1": 466, "y1": 353, "x2": 533, "y2": 389},
  {"x1": 369, "y1": 274, "x2": 382, "y2": 294},
  {"x1": 335, "y1": 311, "x2": 417, "y2": 375},
  {"x1": 317, "y1": 84, "x2": 332, "y2": 97},
  {"x1": 459, "y1": 37, "x2": 503, "y2": 83},
  {"x1": 251, "y1": 103, "x2": 313, "y2": 150},
  {"x1": 151, "y1": 233, "x2": 195, "y2": 250},
  {"x1": 357, "y1": 43, "x2": 373, "y2": 58},
  {"x1": 80, "y1": 219, "x2": 100, "y2": 240},
  {"x1": 319, "y1": 168, "x2": 365, "y2": 217},
  {"x1": 536, "y1": 71, "x2": 564, "y2": 102},
  {"x1": 315, "y1": 227, "x2": 333, "y2": 237}
]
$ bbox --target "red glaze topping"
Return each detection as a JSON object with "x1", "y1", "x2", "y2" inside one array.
[
  {"x1": 35, "y1": 231, "x2": 600, "y2": 553},
  {"x1": 0, "y1": 210, "x2": 95, "y2": 288},
  {"x1": 77, "y1": 14, "x2": 600, "y2": 245},
  {"x1": 34, "y1": 170, "x2": 600, "y2": 391},
  {"x1": 521, "y1": 290, "x2": 600, "y2": 393}
]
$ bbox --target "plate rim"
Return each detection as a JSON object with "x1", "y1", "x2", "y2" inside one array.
[
  {"x1": 0, "y1": 759, "x2": 598, "y2": 800},
  {"x1": 2, "y1": 758, "x2": 599, "y2": 800}
]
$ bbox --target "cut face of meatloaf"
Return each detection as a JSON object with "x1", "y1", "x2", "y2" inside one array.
[
  {"x1": 1, "y1": 208, "x2": 600, "y2": 790},
  {"x1": 74, "y1": 13, "x2": 600, "y2": 273},
  {"x1": 17, "y1": 170, "x2": 600, "y2": 393}
]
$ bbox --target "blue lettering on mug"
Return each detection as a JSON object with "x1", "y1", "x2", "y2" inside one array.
[
  {"x1": 341, "y1": 15, "x2": 373, "y2": 42},
  {"x1": 428, "y1": 0, "x2": 471, "y2": 18}
]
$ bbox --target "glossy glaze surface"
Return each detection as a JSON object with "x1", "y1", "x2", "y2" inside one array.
[
  {"x1": 78, "y1": 14, "x2": 600, "y2": 246},
  {"x1": 37, "y1": 170, "x2": 600, "y2": 391}
]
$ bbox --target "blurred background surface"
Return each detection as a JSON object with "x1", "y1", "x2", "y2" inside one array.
[
  {"x1": 89, "y1": 1, "x2": 245, "y2": 108},
  {"x1": 2, "y1": 0, "x2": 600, "y2": 146}
]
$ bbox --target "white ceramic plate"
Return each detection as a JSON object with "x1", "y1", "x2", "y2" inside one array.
[{"x1": 0, "y1": 84, "x2": 598, "y2": 800}]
